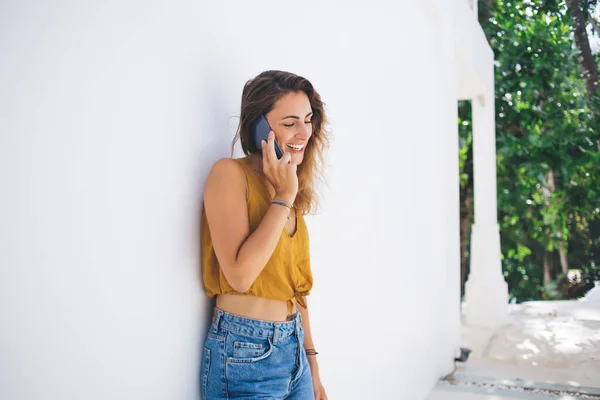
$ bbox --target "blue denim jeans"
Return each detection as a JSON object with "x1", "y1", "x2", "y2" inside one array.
[{"x1": 200, "y1": 307, "x2": 314, "y2": 400}]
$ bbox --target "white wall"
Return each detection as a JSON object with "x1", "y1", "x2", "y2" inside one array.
[{"x1": 0, "y1": 1, "x2": 462, "y2": 399}]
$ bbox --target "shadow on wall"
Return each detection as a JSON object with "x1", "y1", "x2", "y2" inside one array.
[{"x1": 193, "y1": 75, "x2": 239, "y2": 343}]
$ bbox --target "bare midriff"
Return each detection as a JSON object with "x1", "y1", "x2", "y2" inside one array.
[{"x1": 214, "y1": 293, "x2": 298, "y2": 323}]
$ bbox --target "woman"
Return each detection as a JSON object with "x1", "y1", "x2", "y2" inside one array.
[{"x1": 200, "y1": 70, "x2": 330, "y2": 400}]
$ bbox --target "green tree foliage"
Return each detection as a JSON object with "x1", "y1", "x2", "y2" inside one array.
[{"x1": 460, "y1": 0, "x2": 600, "y2": 301}]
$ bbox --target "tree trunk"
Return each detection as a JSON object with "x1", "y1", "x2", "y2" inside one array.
[
  {"x1": 459, "y1": 135, "x2": 474, "y2": 298},
  {"x1": 460, "y1": 191, "x2": 473, "y2": 298},
  {"x1": 566, "y1": 0, "x2": 600, "y2": 100},
  {"x1": 558, "y1": 241, "x2": 569, "y2": 274},
  {"x1": 543, "y1": 252, "x2": 552, "y2": 284},
  {"x1": 545, "y1": 170, "x2": 570, "y2": 274}
]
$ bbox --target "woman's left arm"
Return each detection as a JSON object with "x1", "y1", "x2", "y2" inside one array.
[{"x1": 297, "y1": 298, "x2": 328, "y2": 400}]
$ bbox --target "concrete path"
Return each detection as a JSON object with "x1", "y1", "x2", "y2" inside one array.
[{"x1": 426, "y1": 300, "x2": 600, "y2": 400}]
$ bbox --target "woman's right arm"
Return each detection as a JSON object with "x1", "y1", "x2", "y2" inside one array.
[{"x1": 203, "y1": 134, "x2": 297, "y2": 293}]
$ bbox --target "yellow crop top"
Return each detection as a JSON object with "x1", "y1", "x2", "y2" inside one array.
[{"x1": 201, "y1": 158, "x2": 313, "y2": 314}]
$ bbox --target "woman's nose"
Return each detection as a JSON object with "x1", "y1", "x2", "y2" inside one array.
[{"x1": 297, "y1": 123, "x2": 311, "y2": 138}]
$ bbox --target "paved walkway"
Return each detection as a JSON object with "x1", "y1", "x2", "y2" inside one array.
[{"x1": 427, "y1": 300, "x2": 600, "y2": 400}]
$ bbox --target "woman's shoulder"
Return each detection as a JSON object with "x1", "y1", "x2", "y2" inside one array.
[
  {"x1": 207, "y1": 157, "x2": 248, "y2": 178},
  {"x1": 205, "y1": 158, "x2": 248, "y2": 196},
  {"x1": 210, "y1": 156, "x2": 243, "y2": 170}
]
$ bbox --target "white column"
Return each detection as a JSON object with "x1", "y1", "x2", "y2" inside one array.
[
  {"x1": 471, "y1": 0, "x2": 478, "y2": 17},
  {"x1": 463, "y1": 74, "x2": 508, "y2": 328}
]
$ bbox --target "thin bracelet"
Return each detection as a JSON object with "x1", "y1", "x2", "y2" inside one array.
[
  {"x1": 305, "y1": 348, "x2": 319, "y2": 356},
  {"x1": 271, "y1": 199, "x2": 293, "y2": 210}
]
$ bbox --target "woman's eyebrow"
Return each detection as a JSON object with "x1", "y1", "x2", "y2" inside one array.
[{"x1": 281, "y1": 112, "x2": 313, "y2": 120}]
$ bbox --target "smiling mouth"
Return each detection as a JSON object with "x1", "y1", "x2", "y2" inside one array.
[{"x1": 286, "y1": 143, "x2": 305, "y2": 151}]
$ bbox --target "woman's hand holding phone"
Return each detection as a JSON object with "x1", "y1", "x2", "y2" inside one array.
[{"x1": 261, "y1": 131, "x2": 298, "y2": 204}]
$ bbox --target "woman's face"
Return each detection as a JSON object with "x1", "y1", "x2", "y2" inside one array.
[{"x1": 265, "y1": 91, "x2": 313, "y2": 165}]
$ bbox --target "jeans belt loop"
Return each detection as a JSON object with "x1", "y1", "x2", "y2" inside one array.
[
  {"x1": 295, "y1": 313, "x2": 301, "y2": 336},
  {"x1": 273, "y1": 322, "x2": 280, "y2": 344},
  {"x1": 210, "y1": 308, "x2": 222, "y2": 334}
]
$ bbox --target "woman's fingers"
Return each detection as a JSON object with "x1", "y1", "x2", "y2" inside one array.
[
  {"x1": 266, "y1": 131, "x2": 276, "y2": 162},
  {"x1": 261, "y1": 139, "x2": 269, "y2": 170},
  {"x1": 261, "y1": 130, "x2": 298, "y2": 200},
  {"x1": 280, "y1": 151, "x2": 292, "y2": 165}
]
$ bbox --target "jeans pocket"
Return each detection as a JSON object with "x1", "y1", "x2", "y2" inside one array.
[
  {"x1": 233, "y1": 341, "x2": 267, "y2": 359},
  {"x1": 228, "y1": 334, "x2": 273, "y2": 363},
  {"x1": 201, "y1": 347, "x2": 211, "y2": 398}
]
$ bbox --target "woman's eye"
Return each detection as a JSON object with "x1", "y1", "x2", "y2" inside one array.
[{"x1": 283, "y1": 120, "x2": 311, "y2": 127}]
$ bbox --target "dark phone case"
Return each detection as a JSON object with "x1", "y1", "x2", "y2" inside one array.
[{"x1": 249, "y1": 115, "x2": 284, "y2": 159}]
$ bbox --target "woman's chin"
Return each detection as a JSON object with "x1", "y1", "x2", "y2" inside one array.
[{"x1": 292, "y1": 153, "x2": 304, "y2": 165}]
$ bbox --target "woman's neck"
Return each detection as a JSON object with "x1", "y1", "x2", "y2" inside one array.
[
  {"x1": 245, "y1": 153, "x2": 264, "y2": 175},
  {"x1": 244, "y1": 153, "x2": 275, "y2": 194}
]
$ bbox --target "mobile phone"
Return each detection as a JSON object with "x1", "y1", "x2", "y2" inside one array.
[{"x1": 249, "y1": 114, "x2": 284, "y2": 159}]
